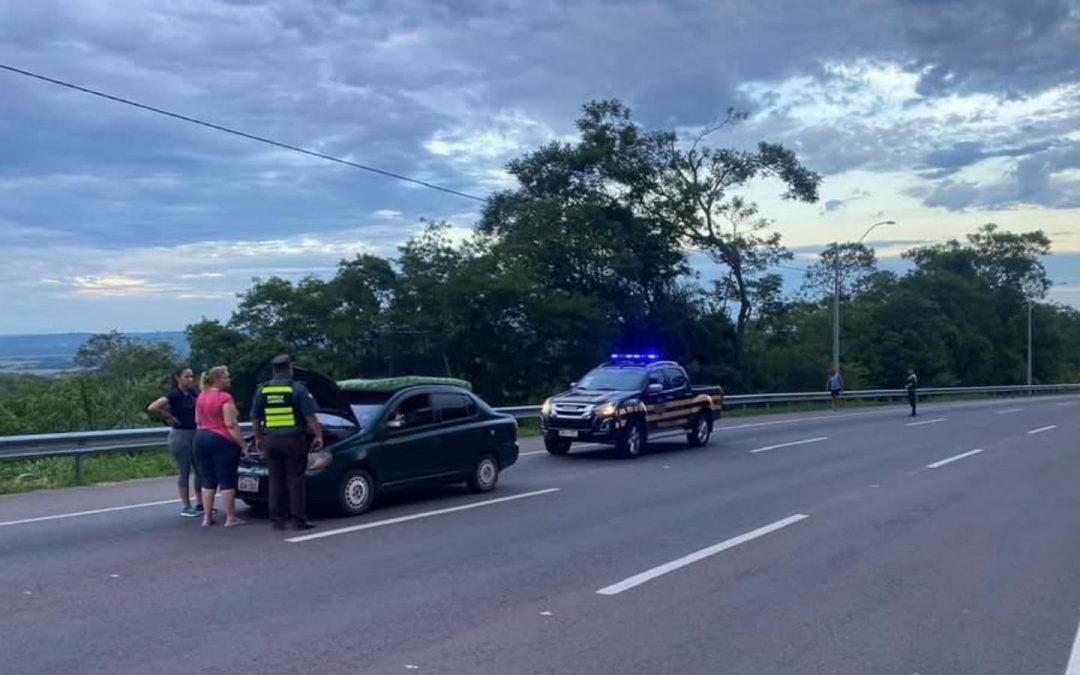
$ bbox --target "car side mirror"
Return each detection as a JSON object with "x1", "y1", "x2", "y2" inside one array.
[
  {"x1": 647, "y1": 383, "x2": 663, "y2": 394},
  {"x1": 570, "y1": 381, "x2": 578, "y2": 389}
]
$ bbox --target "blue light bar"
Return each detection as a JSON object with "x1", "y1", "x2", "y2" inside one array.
[{"x1": 609, "y1": 352, "x2": 660, "y2": 361}]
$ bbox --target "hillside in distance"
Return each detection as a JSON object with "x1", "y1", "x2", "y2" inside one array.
[{"x1": 0, "y1": 331, "x2": 188, "y2": 373}]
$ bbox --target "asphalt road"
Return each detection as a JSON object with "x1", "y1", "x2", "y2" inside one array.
[{"x1": 2, "y1": 394, "x2": 1080, "y2": 674}]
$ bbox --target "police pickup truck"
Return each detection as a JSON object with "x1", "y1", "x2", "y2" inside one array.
[{"x1": 539, "y1": 354, "x2": 723, "y2": 458}]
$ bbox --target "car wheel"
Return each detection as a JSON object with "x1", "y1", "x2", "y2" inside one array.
[
  {"x1": 617, "y1": 421, "x2": 645, "y2": 458},
  {"x1": 687, "y1": 412, "x2": 712, "y2": 447},
  {"x1": 466, "y1": 455, "x2": 500, "y2": 493},
  {"x1": 544, "y1": 435, "x2": 571, "y2": 456},
  {"x1": 338, "y1": 468, "x2": 375, "y2": 516}
]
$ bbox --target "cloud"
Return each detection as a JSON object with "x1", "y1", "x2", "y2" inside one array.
[
  {"x1": 920, "y1": 140, "x2": 1080, "y2": 210},
  {"x1": 2, "y1": 0, "x2": 1080, "y2": 329}
]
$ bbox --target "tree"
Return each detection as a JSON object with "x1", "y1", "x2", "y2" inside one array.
[
  {"x1": 801, "y1": 242, "x2": 878, "y2": 301},
  {"x1": 74, "y1": 331, "x2": 178, "y2": 382},
  {"x1": 638, "y1": 108, "x2": 822, "y2": 378}
]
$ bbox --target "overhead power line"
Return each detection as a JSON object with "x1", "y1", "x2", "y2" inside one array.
[{"x1": 0, "y1": 63, "x2": 485, "y2": 202}]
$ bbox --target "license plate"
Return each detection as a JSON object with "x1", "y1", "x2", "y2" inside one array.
[
  {"x1": 558, "y1": 430, "x2": 578, "y2": 438},
  {"x1": 238, "y1": 476, "x2": 260, "y2": 493}
]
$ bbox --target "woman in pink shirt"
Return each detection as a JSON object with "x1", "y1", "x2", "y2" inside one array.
[{"x1": 194, "y1": 366, "x2": 246, "y2": 527}]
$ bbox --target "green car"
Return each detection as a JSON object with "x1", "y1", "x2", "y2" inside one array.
[{"x1": 237, "y1": 369, "x2": 520, "y2": 516}]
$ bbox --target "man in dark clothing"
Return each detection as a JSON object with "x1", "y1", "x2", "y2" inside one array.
[
  {"x1": 251, "y1": 355, "x2": 324, "y2": 530},
  {"x1": 905, "y1": 369, "x2": 918, "y2": 417}
]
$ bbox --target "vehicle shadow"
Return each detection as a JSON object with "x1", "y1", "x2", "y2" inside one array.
[
  {"x1": 561, "y1": 439, "x2": 717, "y2": 461},
  {"x1": 240, "y1": 483, "x2": 497, "y2": 522}
]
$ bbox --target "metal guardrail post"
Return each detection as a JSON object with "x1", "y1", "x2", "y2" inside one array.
[{"x1": 74, "y1": 454, "x2": 83, "y2": 485}]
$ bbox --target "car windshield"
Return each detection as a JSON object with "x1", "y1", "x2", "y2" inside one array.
[
  {"x1": 576, "y1": 368, "x2": 646, "y2": 391},
  {"x1": 345, "y1": 391, "x2": 395, "y2": 428}
]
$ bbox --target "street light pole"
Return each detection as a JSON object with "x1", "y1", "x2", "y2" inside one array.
[
  {"x1": 832, "y1": 220, "x2": 894, "y2": 375},
  {"x1": 1027, "y1": 299, "x2": 1032, "y2": 388}
]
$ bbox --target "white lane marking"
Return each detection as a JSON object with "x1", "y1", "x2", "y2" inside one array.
[
  {"x1": 927, "y1": 448, "x2": 984, "y2": 469},
  {"x1": 749, "y1": 437, "x2": 828, "y2": 454},
  {"x1": 520, "y1": 450, "x2": 546, "y2": 457},
  {"x1": 721, "y1": 410, "x2": 891, "y2": 430},
  {"x1": 995, "y1": 408, "x2": 1024, "y2": 415},
  {"x1": 716, "y1": 395, "x2": 1080, "y2": 432},
  {"x1": 287, "y1": 488, "x2": 561, "y2": 543},
  {"x1": 1064, "y1": 614, "x2": 1080, "y2": 675},
  {"x1": 1028, "y1": 425, "x2": 1057, "y2": 435},
  {"x1": 1059, "y1": 402, "x2": 1079, "y2": 407},
  {"x1": 0, "y1": 499, "x2": 177, "y2": 528},
  {"x1": 596, "y1": 514, "x2": 809, "y2": 596},
  {"x1": 906, "y1": 417, "x2": 947, "y2": 427}
]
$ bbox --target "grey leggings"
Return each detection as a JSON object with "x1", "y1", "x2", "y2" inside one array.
[{"x1": 168, "y1": 428, "x2": 201, "y2": 492}]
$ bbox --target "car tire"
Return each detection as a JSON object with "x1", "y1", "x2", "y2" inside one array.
[
  {"x1": 466, "y1": 455, "x2": 500, "y2": 493},
  {"x1": 544, "y1": 435, "x2": 572, "y2": 456},
  {"x1": 617, "y1": 420, "x2": 645, "y2": 458},
  {"x1": 687, "y1": 411, "x2": 712, "y2": 447},
  {"x1": 338, "y1": 468, "x2": 375, "y2": 516}
]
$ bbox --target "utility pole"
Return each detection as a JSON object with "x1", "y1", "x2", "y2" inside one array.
[
  {"x1": 832, "y1": 249, "x2": 840, "y2": 372},
  {"x1": 831, "y1": 220, "x2": 894, "y2": 375},
  {"x1": 1027, "y1": 299, "x2": 1032, "y2": 389}
]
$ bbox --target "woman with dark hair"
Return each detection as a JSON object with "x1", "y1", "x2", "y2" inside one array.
[
  {"x1": 193, "y1": 366, "x2": 246, "y2": 528},
  {"x1": 147, "y1": 367, "x2": 201, "y2": 517}
]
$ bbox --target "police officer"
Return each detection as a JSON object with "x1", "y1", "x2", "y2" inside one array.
[
  {"x1": 905, "y1": 368, "x2": 918, "y2": 417},
  {"x1": 251, "y1": 355, "x2": 323, "y2": 530}
]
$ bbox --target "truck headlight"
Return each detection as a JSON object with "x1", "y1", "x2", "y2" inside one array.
[
  {"x1": 541, "y1": 399, "x2": 552, "y2": 416},
  {"x1": 596, "y1": 402, "x2": 617, "y2": 416}
]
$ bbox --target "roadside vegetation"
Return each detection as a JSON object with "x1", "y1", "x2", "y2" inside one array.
[{"x1": 3, "y1": 98, "x2": 1078, "y2": 453}]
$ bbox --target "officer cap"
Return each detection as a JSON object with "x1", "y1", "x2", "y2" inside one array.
[{"x1": 270, "y1": 353, "x2": 291, "y2": 367}]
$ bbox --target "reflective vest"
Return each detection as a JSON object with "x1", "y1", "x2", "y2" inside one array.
[{"x1": 260, "y1": 383, "x2": 299, "y2": 429}]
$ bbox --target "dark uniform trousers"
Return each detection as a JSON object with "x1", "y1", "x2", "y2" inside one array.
[{"x1": 266, "y1": 434, "x2": 309, "y2": 524}]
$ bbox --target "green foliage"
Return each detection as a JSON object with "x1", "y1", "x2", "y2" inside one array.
[{"x1": 5, "y1": 102, "x2": 1080, "y2": 442}]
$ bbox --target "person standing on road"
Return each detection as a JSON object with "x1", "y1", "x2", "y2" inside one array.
[
  {"x1": 193, "y1": 366, "x2": 246, "y2": 528},
  {"x1": 250, "y1": 355, "x2": 323, "y2": 531},
  {"x1": 147, "y1": 367, "x2": 202, "y2": 517},
  {"x1": 827, "y1": 368, "x2": 844, "y2": 411},
  {"x1": 905, "y1": 368, "x2": 918, "y2": 417}
]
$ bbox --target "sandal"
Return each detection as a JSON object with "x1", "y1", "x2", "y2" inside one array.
[
  {"x1": 201, "y1": 518, "x2": 215, "y2": 527},
  {"x1": 224, "y1": 518, "x2": 245, "y2": 528}
]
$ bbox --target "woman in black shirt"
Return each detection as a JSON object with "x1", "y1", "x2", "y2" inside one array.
[{"x1": 148, "y1": 367, "x2": 202, "y2": 516}]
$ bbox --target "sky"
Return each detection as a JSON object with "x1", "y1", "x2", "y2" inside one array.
[{"x1": 1, "y1": 0, "x2": 1079, "y2": 334}]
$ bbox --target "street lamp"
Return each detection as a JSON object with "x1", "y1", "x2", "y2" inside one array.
[{"x1": 832, "y1": 220, "x2": 895, "y2": 372}]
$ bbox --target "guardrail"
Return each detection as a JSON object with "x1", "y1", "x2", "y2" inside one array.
[{"x1": 2, "y1": 384, "x2": 1078, "y2": 483}]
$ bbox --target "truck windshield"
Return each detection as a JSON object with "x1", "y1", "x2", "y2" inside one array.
[{"x1": 576, "y1": 368, "x2": 647, "y2": 391}]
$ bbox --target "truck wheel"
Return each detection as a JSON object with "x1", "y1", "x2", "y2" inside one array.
[
  {"x1": 687, "y1": 412, "x2": 712, "y2": 447},
  {"x1": 617, "y1": 420, "x2": 645, "y2": 458},
  {"x1": 338, "y1": 468, "x2": 375, "y2": 516},
  {"x1": 544, "y1": 435, "x2": 572, "y2": 456}
]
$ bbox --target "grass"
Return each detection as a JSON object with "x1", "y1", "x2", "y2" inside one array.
[
  {"x1": 0, "y1": 448, "x2": 175, "y2": 495},
  {"x1": 0, "y1": 392, "x2": 1059, "y2": 495}
]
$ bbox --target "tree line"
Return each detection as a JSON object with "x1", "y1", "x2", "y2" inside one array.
[{"x1": 2, "y1": 99, "x2": 1077, "y2": 435}]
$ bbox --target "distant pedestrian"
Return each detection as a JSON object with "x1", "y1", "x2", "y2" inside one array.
[
  {"x1": 827, "y1": 368, "x2": 844, "y2": 410},
  {"x1": 250, "y1": 354, "x2": 323, "y2": 531},
  {"x1": 905, "y1": 369, "x2": 918, "y2": 417},
  {"x1": 147, "y1": 367, "x2": 201, "y2": 517},
  {"x1": 193, "y1": 366, "x2": 246, "y2": 528}
]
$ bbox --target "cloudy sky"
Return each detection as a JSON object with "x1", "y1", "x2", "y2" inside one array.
[{"x1": 2, "y1": 0, "x2": 1079, "y2": 334}]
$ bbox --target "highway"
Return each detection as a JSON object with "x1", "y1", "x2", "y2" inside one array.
[{"x1": 2, "y1": 394, "x2": 1080, "y2": 674}]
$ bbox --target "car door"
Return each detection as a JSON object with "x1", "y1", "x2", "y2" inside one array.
[
  {"x1": 432, "y1": 392, "x2": 481, "y2": 475},
  {"x1": 374, "y1": 392, "x2": 441, "y2": 485},
  {"x1": 643, "y1": 369, "x2": 666, "y2": 434},
  {"x1": 660, "y1": 366, "x2": 693, "y2": 430}
]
